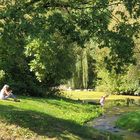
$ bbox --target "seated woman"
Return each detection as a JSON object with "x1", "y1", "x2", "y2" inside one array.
[{"x1": 0, "y1": 84, "x2": 20, "y2": 102}]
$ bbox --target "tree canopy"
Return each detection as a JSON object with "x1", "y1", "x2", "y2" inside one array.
[{"x1": 0, "y1": 0, "x2": 140, "y2": 95}]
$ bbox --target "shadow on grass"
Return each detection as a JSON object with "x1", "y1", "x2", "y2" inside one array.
[
  {"x1": 19, "y1": 95, "x2": 82, "y2": 103},
  {"x1": 20, "y1": 96, "x2": 102, "y2": 116},
  {"x1": 0, "y1": 104, "x2": 122, "y2": 140},
  {"x1": 20, "y1": 95, "x2": 100, "y2": 108}
]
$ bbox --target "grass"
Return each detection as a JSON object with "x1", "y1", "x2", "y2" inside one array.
[
  {"x1": 116, "y1": 111, "x2": 140, "y2": 133},
  {"x1": 0, "y1": 91, "x2": 139, "y2": 139},
  {"x1": 63, "y1": 91, "x2": 140, "y2": 101},
  {"x1": 63, "y1": 91, "x2": 140, "y2": 133},
  {"x1": 0, "y1": 96, "x2": 104, "y2": 140}
]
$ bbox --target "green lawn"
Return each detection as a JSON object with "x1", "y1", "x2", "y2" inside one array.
[
  {"x1": 0, "y1": 92, "x2": 139, "y2": 139},
  {"x1": 62, "y1": 91, "x2": 140, "y2": 108},
  {"x1": 0, "y1": 96, "x2": 103, "y2": 140},
  {"x1": 63, "y1": 91, "x2": 140, "y2": 101},
  {"x1": 116, "y1": 111, "x2": 140, "y2": 132}
]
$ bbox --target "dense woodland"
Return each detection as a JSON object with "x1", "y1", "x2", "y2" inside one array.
[{"x1": 0, "y1": 0, "x2": 140, "y2": 96}]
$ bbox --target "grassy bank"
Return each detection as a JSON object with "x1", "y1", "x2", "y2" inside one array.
[
  {"x1": 0, "y1": 92, "x2": 139, "y2": 139},
  {"x1": 0, "y1": 96, "x2": 103, "y2": 140},
  {"x1": 116, "y1": 111, "x2": 140, "y2": 132}
]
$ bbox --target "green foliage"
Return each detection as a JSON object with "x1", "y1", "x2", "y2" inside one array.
[
  {"x1": 70, "y1": 47, "x2": 88, "y2": 89},
  {"x1": 116, "y1": 111, "x2": 140, "y2": 132},
  {"x1": 123, "y1": 0, "x2": 140, "y2": 18},
  {"x1": 25, "y1": 35, "x2": 76, "y2": 84},
  {"x1": 0, "y1": 0, "x2": 140, "y2": 96},
  {"x1": 0, "y1": 70, "x2": 5, "y2": 85}
]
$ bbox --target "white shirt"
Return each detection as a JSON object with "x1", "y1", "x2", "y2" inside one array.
[
  {"x1": 100, "y1": 96, "x2": 105, "y2": 105},
  {"x1": 0, "y1": 88, "x2": 5, "y2": 99}
]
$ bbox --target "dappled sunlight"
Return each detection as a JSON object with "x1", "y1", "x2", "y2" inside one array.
[
  {"x1": 0, "y1": 103, "x2": 111, "y2": 140},
  {"x1": 0, "y1": 94, "x2": 139, "y2": 139},
  {"x1": 0, "y1": 96, "x2": 104, "y2": 139}
]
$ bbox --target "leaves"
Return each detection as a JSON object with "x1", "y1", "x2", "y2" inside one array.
[{"x1": 0, "y1": 0, "x2": 139, "y2": 95}]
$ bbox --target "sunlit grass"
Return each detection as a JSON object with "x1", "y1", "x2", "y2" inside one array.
[
  {"x1": 0, "y1": 96, "x2": 103, "y2": 140},
  {"x1": 0, "y1": 92, "x2": 139, "y2": 139},
  {"x1": 63, "y1": 91, "x2": 140, "y2": 101}
]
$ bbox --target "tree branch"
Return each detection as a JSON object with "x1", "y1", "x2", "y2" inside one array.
[{"x1": 26, "y1": 1, "x2": 125, "y2": 10}]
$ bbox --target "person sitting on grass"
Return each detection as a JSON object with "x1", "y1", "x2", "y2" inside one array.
[
  {"x1": 99, "y1": 94, "x2": 109, "y2": 107},
  {"x1": 0, "y1": 84, "x2": 20, "y2": 102}
]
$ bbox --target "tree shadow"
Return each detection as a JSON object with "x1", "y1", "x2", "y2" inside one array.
[
  {"x1": 0, "y1": 104, "x2": 122, "y2": 140},
  {"x1": 21, "y1": 95, "x2": 100, "y2": 106},
  {"x1": 19, "y1": 96, "x2": 101, "y2": 114}
]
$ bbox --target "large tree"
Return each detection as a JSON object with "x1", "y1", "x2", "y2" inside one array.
[{"x1": 0, "y1": 0, "x2": 139, "y2": 95}]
